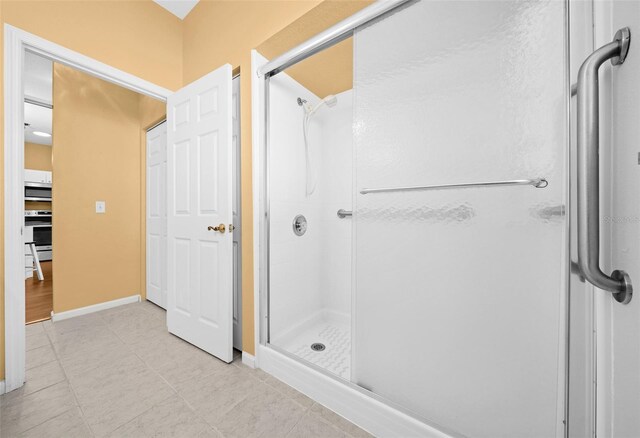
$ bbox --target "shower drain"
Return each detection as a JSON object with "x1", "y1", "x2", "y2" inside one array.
[{"x1": 310, "y1": 343, "x2": 326, "y2": 352}]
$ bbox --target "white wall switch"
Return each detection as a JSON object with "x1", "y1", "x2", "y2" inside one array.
[{"x1": 96, "y1": 201, "x2": 106, "y2": 214}]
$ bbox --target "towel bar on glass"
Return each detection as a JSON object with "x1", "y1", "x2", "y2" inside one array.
[{"x1": 359, "y1": 177, "x2": 548, "y2": 195}]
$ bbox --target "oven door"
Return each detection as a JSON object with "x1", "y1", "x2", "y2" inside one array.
[{"x1": 32, "y1": 225, "x2": 52, "y2": 248}]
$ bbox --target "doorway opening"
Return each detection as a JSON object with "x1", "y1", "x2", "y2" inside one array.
[{"x1": 23, "y1": 52, "x2": 53, "y2": 324}]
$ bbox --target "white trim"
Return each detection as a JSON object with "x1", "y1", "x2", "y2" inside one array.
[
  {"x1": 0, "y1": 380, "x2": 6, "y2": 395},
  {"x1": 50, "y1": 295, "x2": 141, "y2": 322},
  {"x1": 259, "y1": 346, "x2": 451, "y2": 438},
  {"x1": 251, "y1": 50, "x2": 264, "y2": 363},
  {"x1": 4, "y1": 24, "x2": 172, "y2": 392},
  {"x1": 241, "y1": 352, "x2": 256, "y2": 369}
]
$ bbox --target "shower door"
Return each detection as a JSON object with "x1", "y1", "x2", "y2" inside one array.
[{"x1": 352, "y1": 1, "x2": 568, "y2": 437}]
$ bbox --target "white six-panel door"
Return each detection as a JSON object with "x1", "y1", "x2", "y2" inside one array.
[
  {"x1": 146, "y1": 121, "x2": 167, "y2": 309},
  {"x1": 167, "y1": 64, "x2": 233, "y2": 362}
]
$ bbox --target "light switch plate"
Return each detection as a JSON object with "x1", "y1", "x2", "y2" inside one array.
[{"x1": 96, "y1": 201, "x2": 106, "y2": 214}]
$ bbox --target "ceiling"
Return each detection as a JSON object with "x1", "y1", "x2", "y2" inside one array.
[
  {"x1": 25, "y1": 51, "x2": 52, "y2": 104},
  {"x1": 24, "y1": 52, "x2": 53, "y2": 146},
  {"x1": 25, "y1": 103, "x2": 52, "y2": 146},
  {"x1": 153, "y1": 0, "x2": 199, "y2": 20}
]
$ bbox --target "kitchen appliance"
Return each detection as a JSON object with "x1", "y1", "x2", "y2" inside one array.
[
  {"x1": 24, "y1": 182, "x2": 52, "y2": 202},
  {"x1": 24, "y1": 210, "x2": 52, "y2": 261}
]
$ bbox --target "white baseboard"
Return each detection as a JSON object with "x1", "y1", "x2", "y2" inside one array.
[
  {"x1": 242, "y1": 352, "x2": 256, "y2": 369},
  {"x1": 0, "y1": 380, "x2": 6, "y2": 395},
  {"x1": 50, "y1": 294, "x2": 141, "y2": 322},
  {"x1": 258, "y1": 345, "x2": 452, "y2": 438}
]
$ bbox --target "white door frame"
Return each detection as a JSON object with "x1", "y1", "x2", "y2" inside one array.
[{"x1": 3, "y1": 24, "x2": 172, "y2": 393}]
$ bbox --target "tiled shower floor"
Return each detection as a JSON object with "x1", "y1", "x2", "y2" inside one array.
[{"x1": 280, "y1": 318, "x2": 351, "y2": 380}]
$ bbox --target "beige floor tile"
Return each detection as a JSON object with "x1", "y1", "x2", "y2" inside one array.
[
  {"x1": 128, "y1": 330, "x2": 187, "y2": 364},
  {"x1": 47, "y1": 321, "x2": 114, "y2": 350},
  {"x1": 0, "y1": 382, "x2": 77, "y2": 436},
  {"x1": 21, "y1": 360, "x2": 67, "y2": 397},
  {"x1": 26, "y1": 330, "x2": 50, "y2": 351},
  {"x1": 286, "y1": 411, "x2": 348, "y2": 438},
  {"x1": 151, "y1": 342, "x2": 229, "y2": 388},
  {"x1": 175, "y1": 364, "x2": 259, "y2": 426},
  {"x1": 215, "y1": 383, "x2": 306, "y2": 438},
  {"x1": 4, "y1": 306, "x2": 373, "y2": 438},
  {"x1": 25, "y1": 322, "x2": 45, "y2": 337},
  {"x1": 47, "y1": 314, "x2": 106, "y2": 338},
  {"x1": 308, "y1": 403, "x2": 373, "y2": 438},
  {"x1": 102, "y1": 306, "x2": 165, "y2": 345},
  {"x1": 233, "y1": 361, "x2": 270, "y2": 382},
  {"x1": 139, "y1": 301, "x2": 167, "y2": 322},
  {"x1": 70, "y1": 354, "x2": 175, "y2": 437},
  {"x1": 26, "y1": 343, "x2": 57, "y2": 370},
  {"x1": 107, "y1": 395, "x2": 220, "y2": 438},
  {"x1": 56, "y1": 331, "x2": 131, "y2": 379},
  {"x1": 263, "y1": 374, "x2": 314, "y2": 409},
  {"x1": 19, "y1": 407, "x2": 92, "y2": 438}
]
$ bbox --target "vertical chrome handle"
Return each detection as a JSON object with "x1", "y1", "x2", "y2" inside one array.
[{"x1": 577, "y1": 27, "x2": 633, "y2": 304}]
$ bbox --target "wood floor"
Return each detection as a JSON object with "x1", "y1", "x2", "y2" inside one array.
[{"x1": 25, "y1": 260, "x2": 53, "y2": 324}]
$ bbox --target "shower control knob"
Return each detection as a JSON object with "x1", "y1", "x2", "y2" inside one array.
[{"x1": 208, "y1": 224, "x2": 226, "y2": 233}]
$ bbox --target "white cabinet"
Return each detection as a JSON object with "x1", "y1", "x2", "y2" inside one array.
[{"x1": 24, "y1": 169, "x2": 52, "y2": 184}]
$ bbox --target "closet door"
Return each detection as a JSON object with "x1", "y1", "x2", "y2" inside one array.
[
  {"x1": 352, "y1": 2, "x2": 568, "y2": 436},
  {"x1": 146, "y1": 121, "x2": 167, "y2": 309}
]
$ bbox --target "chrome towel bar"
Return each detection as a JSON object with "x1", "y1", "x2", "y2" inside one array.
[
  {"x1": 337, "y1": 209, "x2": 352, "y2": 218},
  {"x1": 359, "y1": 178, "x2": 548, "y2": 195}
]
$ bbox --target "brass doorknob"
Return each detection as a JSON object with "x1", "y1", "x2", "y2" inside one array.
[{"x1": 208, "y1": 224, "x2": 226, "y2": 233}]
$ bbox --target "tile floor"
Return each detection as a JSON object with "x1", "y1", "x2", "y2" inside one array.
[{"x1": 0, "y1": 301, "x2": 371, "y2": 438}]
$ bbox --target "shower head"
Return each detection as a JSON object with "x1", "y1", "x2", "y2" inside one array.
[
  {"x1": 307, "y1": 94, "x2": 338, "y2": 117},
  {"x1": 323, "y1": 94, "x2": 337, "y2": 107}
]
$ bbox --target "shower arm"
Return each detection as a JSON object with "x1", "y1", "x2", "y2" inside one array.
[{"x1": 576, "y1": 27, "x2": 632, "y2": 304}]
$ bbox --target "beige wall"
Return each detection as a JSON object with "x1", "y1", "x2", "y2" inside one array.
[
  {"x1": 52, "y1": 64, "x2": 142, "y2": 312},
  {"x1": 1, "y1": 0, "x2": 364, "y2": 378},
  {"x1": 24, "y1": 142, "x2": 52, "y2": 171},
  {"x1": 257, "y1": 1, "x2": 372, "y2": 97},
  {"x1": 0, "y1": 0, "x2": 181, "y2": 379}
]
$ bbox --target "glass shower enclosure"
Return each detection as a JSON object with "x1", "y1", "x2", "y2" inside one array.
[{"x1": 259, "y1": 1, "x2": 570, "y2": 436}]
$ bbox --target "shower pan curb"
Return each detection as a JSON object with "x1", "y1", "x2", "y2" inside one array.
[{"x1": 257, "y1": 345, "x2": 453, "y2": 438}]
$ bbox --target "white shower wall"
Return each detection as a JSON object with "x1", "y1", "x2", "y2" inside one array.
[
  {"x1": 315, "y1": 89, "x2": 353, "y2": 320},
  {"x1": 268, "y1": 70, "x2": 353, "y2": 346}
]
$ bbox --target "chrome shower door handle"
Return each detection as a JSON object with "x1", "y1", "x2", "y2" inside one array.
[{"x1": 577, "y1": 27, "x2": 633, "y2": 304}]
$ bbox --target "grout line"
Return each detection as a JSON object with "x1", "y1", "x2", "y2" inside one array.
[
  {"x1": 47, "y1": 327, "x2": 95, "y2": 437},
  {"x1": 18, "y1": 321, "x2": 96, "y2": 437},
  {"x1": 73, "y1": 303, "x2": 176, "y2": 436},
  {"x1": 282, "y1": 402, "x2": 312, "y2": 437},
  {"x1": 118, "y1": 307, "x2": 228, "y2": 437}
]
